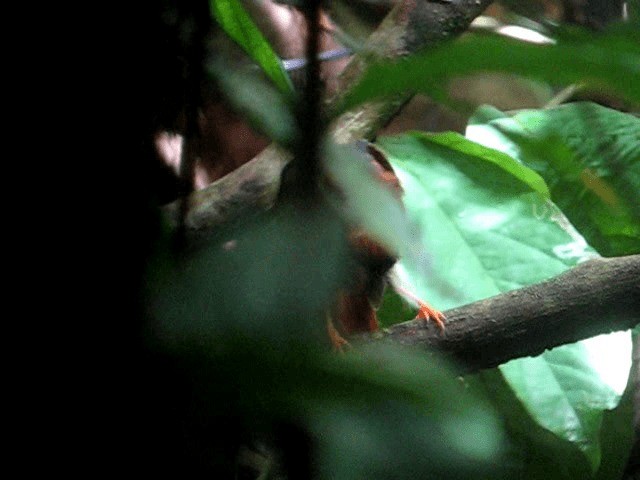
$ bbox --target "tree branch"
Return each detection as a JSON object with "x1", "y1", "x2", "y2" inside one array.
[
  {"x1": 355, "y1": 255, "x2": 640, "y2": 373},
  {"x1": 162, "y1": 144, "x2": 289, "y2": 237},
  {"x1": 329, "y1": 0, "x2": 495, "y2": 143}
]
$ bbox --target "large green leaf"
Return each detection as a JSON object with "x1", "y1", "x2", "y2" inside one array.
[
  {"x1": 498, "y1": 336, "x2": 629, "y2": 473},
  {"x1": 467, "y1": 370, "x2": 594, "y2": 479},
  {"x1": 210, "y1": 0, "x2": 293, "y2": 93},
  {"x1": 467, "y1": 336, "x2": 635, "y2": 480},
  {"x1": 377, "y1": 132, "x2": 592, "y2": 310},
  {"x1": 376, "y1": 132, "x2": 632, "y2": 473},
  {"x1": 424, "y1": 132, "x2": 550, "y2": 197},
  {"x1": 376, "y1": 132, "x2": 548, "y2": 326},
  {"x1": 334, "y1": 27, "x2": 640, "y2": 117},
  {"x1": 593, "y1": 339, "x2": 637, "y2": 480},
  {"x1": 466, "y1": 102, "x2": 640, "y2": 256}
]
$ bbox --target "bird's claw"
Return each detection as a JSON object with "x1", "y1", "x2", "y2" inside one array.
[
  {"x1": 415, "y1": 302, "x2": 446, "y2": 332},
  {"x1": 327, "y1": 317, "x2": 351, "y2": 352}
]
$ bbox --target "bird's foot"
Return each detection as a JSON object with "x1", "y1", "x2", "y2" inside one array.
[
  {"x1": 394, "y1": 284, "x2": 446, "y2": 332},
  {"x1": 415, "y1": 301, "x2": 446, "y2": 332},
  {"x1": 327, "y1": 317, "x2": 351, "y2": 352}
]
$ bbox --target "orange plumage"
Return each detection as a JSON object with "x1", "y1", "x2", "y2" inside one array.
[{"x1": 328, "y1": 143, "x2": 444, "y2": 349}]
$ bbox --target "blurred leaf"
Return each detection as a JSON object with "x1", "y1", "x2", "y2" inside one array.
[
  {"x1": 310, "y1": 344, "x2": 505, "y2": 480},
  {"x1": 210, "y1": 0, "x2": 293, "y2": 93},
  {"x1": 323, "y1": 141, "x2": 427, "y2": 269},
  {"x1": 152, "y1": 200, "x2": 351, "y2": 347},
  {"x1": 376, "y1": 132, "x2": 632, "y2": 472},
  {"x1": 467, "y1": 370, "x2": 594, "y2": 479},
  {"x1": 593, "y1": 361, "x2": 636, "y2": 480},
  {"x1": 210, "y1": 63, "x2": 296, "y2": 145},
  {"x1": 164, "y1": 335, "x2": 507, "y2": 479},
  {"x1": 334, "y1": 26, "x2": 640, "y2": 116},
  {"x1": 152, "y1": 220, "x2": 506, "y2": 477},
  {"x1": 466, "y1": 102, "x2": 640, "y2": 256}
]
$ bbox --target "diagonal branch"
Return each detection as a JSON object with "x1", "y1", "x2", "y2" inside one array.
[
  {"x1": 329, "y1": 0, "x2": 496, "y2": 143},
  {"x1": 355, "y1": 255, "x2": 640, "y2": 373}
]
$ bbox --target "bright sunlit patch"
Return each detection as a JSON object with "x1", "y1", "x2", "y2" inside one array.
[
  {"x1": 465, "y1": 125, "x2": 522, "y2": 161},
  {"x1": 549, "y1": 206, "x2": 598, "y2": 263},
  {"x1": 468, "y1": 211, "x2": 507, "y2": 230},
  {"x1": 470, "y1": 16, "x2": 555, "y2": 45},
  {"x1": 552, "y1": 240, "x2": 590, "y2": 261},
  {"x1": 496, "y1": 26, "x2": 555, "y2": 45},
  {"x1": 582, "y1": 330, "x2": 633, "y2": 396}
]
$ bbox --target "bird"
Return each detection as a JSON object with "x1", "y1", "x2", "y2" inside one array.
[{"x1": 327, "y1": 142, "x2": 445, "y2": 350}]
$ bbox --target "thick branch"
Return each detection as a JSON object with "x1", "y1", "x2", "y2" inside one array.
[
  {"x1": 356, "y1": 255, "x2": 640, "y2": 373},
  {"x1": 329, "y1": 0, "x2": 495, "y2": 142},
  {"x1": 162, "y1": 145, "x2": 289, "y2": 236}
]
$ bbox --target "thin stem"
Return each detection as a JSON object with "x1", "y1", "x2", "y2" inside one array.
[{"x1": 293, "y1": 0, "x2": 324, "y2": 199}]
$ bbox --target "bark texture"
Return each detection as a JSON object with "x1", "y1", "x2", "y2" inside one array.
[{"x1": 356, "y1": 255, "x2": 640, "y2": 373}]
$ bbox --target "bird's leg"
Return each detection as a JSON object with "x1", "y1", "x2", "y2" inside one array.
[
  {"x1": 327, "y1": 316, "x2": 350, "y2": 352},
  {"x1": 394, "y1": 285, "x2": 446, "y2": 332}
]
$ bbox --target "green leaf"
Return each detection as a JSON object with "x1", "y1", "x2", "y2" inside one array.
[
  {"x1": 152, "y1": 227, "x2": 506, "y2": 477},
  {"x1": 497, "y1": 329, "x2": 632, "y2": 475},
  {"x1": 593, "y1": 351, "x2": 636, "y2": 480},
  {"x1": 376, "y1": 132, "x2": 632, "y2": 472},
  {"x1": 377, "y1": 132, "x2": 549, "y2": 328},
  {"x1": 323, "y1": 141, "x2": 426, "y2": 269},
  {"x1": 376, "y1": 287, "x2": 417, "y2": 328},
  {"x1": 498, "y1": 337, "x2": 628, "y2": 473},
  {"x1": 210, "y1": 0, "x2": 293, "y2": 93},
  {"x1": 204, "y1": 342, "x2": 506, "y2": 479},
  {"x1": 467, "y1": 102, "x2": 640, "y2": 256},
  {"x1": 377, "y1": 132, "x2": 593, "y2": 311},
  {"x1": 334, "y1": 27, "x2": 640, "y2": 116},
  {"x1": 153, "y1": 200, "x2": 352, "y2": 346},
  {"x1": 309, "y1": 344, "x2": 506, "y2": 480},
  {"x1": 209, "y1": 63, "x2": 296, "y2": 145},
  {"x1": 467, "y1": 370, "x2": 594, "y2": 479},
  {"x1": 425, "y1": 132, "x2": 550, "y2": 197}
]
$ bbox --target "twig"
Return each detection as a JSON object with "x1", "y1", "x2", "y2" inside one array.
[{"x1": 289, "y1": 0, "x2": 324, "y2": 199}]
